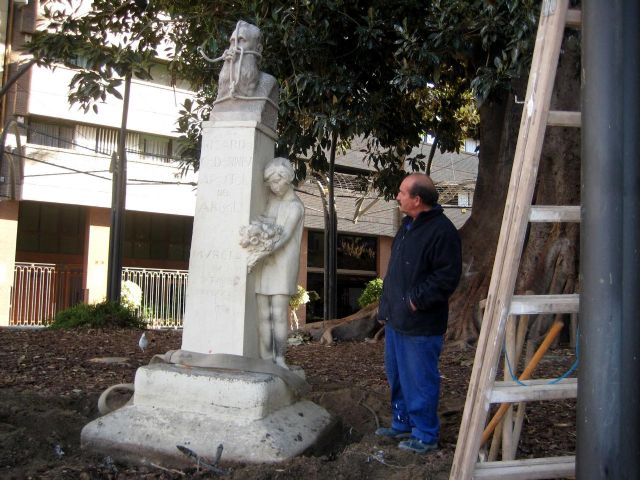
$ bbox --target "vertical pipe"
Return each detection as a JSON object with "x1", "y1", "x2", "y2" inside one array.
[
  {"x1": 620, "y1": 0, "x2": 640, "y2": 476},
  {"x1": 106, "y1": 73, "x2": 132, "y2": 302},
  {"x1": 579, "y1": 0, "x2": 639, "y2": 477},
  {"x1": 327, "y1": 130, "x2": 338, "y2": 320},
  {"x1": 322, "y1": 193, "x2": 330, "y2": 321}
]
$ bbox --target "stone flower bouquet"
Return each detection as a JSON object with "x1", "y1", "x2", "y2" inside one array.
[{"x1": 239, "y1": 217, "x2": 283, "y2": 272}]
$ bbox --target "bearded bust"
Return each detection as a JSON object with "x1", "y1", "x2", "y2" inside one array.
[{"x1": 211, "y1": 21, "x2": 279, "y2": 131}]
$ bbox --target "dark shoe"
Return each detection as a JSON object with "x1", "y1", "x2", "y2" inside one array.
[
  {"x1": 374, "y1": 427, "x2": 412, "y2": 439},
  {"x1": 398, "y1": 437, "x2": 438, "y2": 454}
]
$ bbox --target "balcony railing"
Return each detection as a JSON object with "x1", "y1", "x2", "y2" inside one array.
[{"x1": 10, "y1": 263, "x2": 188, "y2": 328}]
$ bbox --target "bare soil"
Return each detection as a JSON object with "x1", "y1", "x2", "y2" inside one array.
[{"x1": 0, "y1": 328, "x2": 576, "y2": 479}]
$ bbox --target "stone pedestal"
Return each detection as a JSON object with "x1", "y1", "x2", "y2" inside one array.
[
  {"x1": 81, "y1": 364, "x2": 336, "y2": 465},
  {"x1": 181, "y1": 120, "x2": 276, "y2": 357}
]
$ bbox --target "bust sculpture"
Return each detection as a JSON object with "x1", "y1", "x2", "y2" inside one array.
[
  {"x1": 239, "y1": 158, "x2": 304, "y2": 368},
  {"x1": 200, "y1": 20, "x2": 279, "y2": 130}
]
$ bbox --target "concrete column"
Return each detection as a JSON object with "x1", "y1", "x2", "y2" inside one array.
[
  {"x1": 83, "y1": 207, "x2": 111, "y2": 304},
  {"x1": 181, "y1": 120, "x2": 275, "y2": 357},
  {"x1": 0, "y1": 201, "x2": 18, "y2": 326}
]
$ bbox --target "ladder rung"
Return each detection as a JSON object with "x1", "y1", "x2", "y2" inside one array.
[
  {"x1": 474, "y1": 456, "x2": 575, "y2": 480},
  {"x1": 490, "y1": 378, "x2": 577, "y2": 403},
  {"x1": 565, "y1": 9, "x2": 582, "y2": 29},
  {"x1": 548, "y1": 110, "x2": 581, "y2": 127},
  {"x1": 529, "y1": 205, "x2": 580, "y2": 222},
  {"x1": 509, "y1": 294, "x2": 579, "y2": 315}
]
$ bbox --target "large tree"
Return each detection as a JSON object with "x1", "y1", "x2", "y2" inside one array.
[
  {"x1": 27, "y1": 0, "x2": 581, "y2": 340},
  {"x1": 388, "y1": 0, "x2": 581, "y2": 341}
]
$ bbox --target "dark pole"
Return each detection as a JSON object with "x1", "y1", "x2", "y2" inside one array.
[
  {"x1": 620, "y1": 0, "x2": 640, "y2": 476},
  {"x1": 325, "y1": 130, "x2": 338, "y2": 321},
  {"x1": 579, "y1": 1, "x2": 640, "y2": 478},
  {"x1": 322, "y1": 195, "x2": 330, "y2": 321},
  {"x1": 106, "y1": 72, "x2": 132, "y2": 302}
]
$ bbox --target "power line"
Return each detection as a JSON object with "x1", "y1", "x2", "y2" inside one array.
[{"x1": 8, "y1": 150, "x2": 195, "y2": 186}]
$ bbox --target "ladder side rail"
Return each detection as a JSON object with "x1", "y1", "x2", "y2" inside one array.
[{"x1": 450, "y1": 1, "x2": 571, "y2": 478}]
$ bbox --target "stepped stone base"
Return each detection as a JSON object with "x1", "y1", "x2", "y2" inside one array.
[{"x1": 81, "y1": 364, "x2": 336, "y2": 465}]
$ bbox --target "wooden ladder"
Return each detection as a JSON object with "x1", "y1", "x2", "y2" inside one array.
[{"x1": 450, "y1": 1, "x2": 581, "y2": 479}]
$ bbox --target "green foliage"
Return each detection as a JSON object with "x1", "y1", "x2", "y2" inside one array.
[
  {"x1": 26, "y1": 0, "x2": 539, "y2": 196},
  {"x1": 393, "y1": 0, "x2": 539, "y2": 105},
  {"x1": 289, "y1": 285, "x2": 320, "y2": 311},
  {"x1": 48, "y1": 301, "x2": 146, "y2": 330},
  {"x1": 357, "y1": 278, "x2": 383, "y2": 308}
]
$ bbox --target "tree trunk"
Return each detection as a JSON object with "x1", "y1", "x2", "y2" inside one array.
[{"x1": 447, "y1": 33, "x2": 581, "y2": 343}]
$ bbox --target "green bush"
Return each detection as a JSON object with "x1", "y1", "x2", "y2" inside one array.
[
  {"x1": 357, "y1": 278, "x2": 384, "y2": 308},
  {"x1": 48, "y1": 301, "x2": 146, "y2": 330}
]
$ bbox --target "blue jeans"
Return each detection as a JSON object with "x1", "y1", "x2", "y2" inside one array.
[{"x1": 385, "y1": 325, "x2": 444, "y2": 444}]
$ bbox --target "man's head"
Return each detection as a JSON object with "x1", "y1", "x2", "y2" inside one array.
[
  {"x1": 218, "y1": 21, "x2": 263, "y2": 98},
  {"x1": 396, "y1": 173, "x2": 439, "y2": 218}
]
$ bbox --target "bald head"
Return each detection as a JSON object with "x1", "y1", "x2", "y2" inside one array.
[{"x1": 407, "y1": 173, "x2": 439, "y2": 207}]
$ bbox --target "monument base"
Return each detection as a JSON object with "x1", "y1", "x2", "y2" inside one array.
[{"x1": 81, "y1": 364, "x2": 336, "y2": 465}]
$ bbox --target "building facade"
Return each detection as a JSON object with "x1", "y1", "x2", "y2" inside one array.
[{"x1": 0, "y1": 1, "x2": 477, "y2": 328}]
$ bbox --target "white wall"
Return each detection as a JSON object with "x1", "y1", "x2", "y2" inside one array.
[
  {"x1": 20, "y1": 145, "x2": 197, "y2": 216},
  {"x1": 28, "y1": 64, "x2": 193, "y2": 137}
]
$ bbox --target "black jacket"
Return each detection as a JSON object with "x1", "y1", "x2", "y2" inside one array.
[{"x1": 379, "y1": 205, "x2": 462, "y2": 336}]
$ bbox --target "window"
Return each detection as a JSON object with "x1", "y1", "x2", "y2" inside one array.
[
  {"x1": 458, "y1": 191, "x2": 471, "y2": 207},
  {"x1": 307, "y1": 231, "x2": 377, "y2": 272},
  {"x1": 123, "y1": 211, "x2": 193, "y2": 262},
  {"x1": 28, "y1": 117, "x2": 177, "y2": 163},
  {"x1": 423, "y1": 133, "x2": 436, "y2": 145},
  {"x1": 463, "y1": 138, "x2": 479, "y2": 154},
  {"x1": 28, "y1": 120, "x2": 74, "y2": 149},
  {"x1": 306, "y1": 231, "x2": 378, "y2": 321},
  {"x1": 17, "y1": 201, "x2": 85, "y2": 255},
  {"x1": 139, "y1": 134, "x2": 172, "y2": 162}
]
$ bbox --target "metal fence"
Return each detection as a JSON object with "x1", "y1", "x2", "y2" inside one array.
[
  {"x1": 10, "y1": 262, "x2": 84, "y2": 326},
  {"x1": 10, "y1": 263, "x2": 188, "y2": 328},
  {"x1": 121, "y1": 267, "x2": 188, "y2": 328}
]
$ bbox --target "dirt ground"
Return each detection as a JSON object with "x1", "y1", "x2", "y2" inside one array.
[{"x1": 0, "y1": 328, "x2": 576, "y2": 479}]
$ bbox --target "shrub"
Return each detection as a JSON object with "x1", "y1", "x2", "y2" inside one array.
[
  {"x1": 48, "y1": 301, "x2": 146, "y2": 330},
  {"x1": 289, "y1": 285, "x2": 320, "y2": 330},
  {"x1": 357, "y1": 278, "x2": 384, "y2": 308},
  {"x1": 121, "y1": 280, "x2": 142, "y2": 310}
]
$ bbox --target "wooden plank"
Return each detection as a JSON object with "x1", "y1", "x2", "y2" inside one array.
[
  {"x1": 502, "y1": 317, "x2": 517, "y2": 458},
  {"x1": 529, "y1": 205, "x2": 580, "y2": 222},
  {"x1": 565, "y1": 9, "x2": 582, "y2": 29},
  {"x1": 548, "y1": 110, "x2": 581, "y2": 127},
  {"x1": 474, "y1": 456, "x2": 575, "y2": 480},
  {"x1": 449, "y1": 2, "x2": 572, "y2": 478},
  {"x1": 490, "y1": 378, "x2": 577, "y2": 403},
  {"x1": 509, "y1": 294, "x2": 579, "y2": 315}
]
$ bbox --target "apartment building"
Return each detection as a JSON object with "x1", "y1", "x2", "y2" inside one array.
[{"x1": 0, "y1": 1, "x2": 477, "y2": 328}]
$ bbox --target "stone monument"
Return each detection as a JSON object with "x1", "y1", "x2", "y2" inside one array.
[{"x1": 81, "y1": 21, "x2": 334, "y2": 466}]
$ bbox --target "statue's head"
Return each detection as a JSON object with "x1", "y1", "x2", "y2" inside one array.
[
  {"x1": 264, "y1": 157, "x2": 295, "y2": 197},
  {"x1": 265, "y1": 157, "x2": 295, "y2": 182},
  {"x1": 218, "y1": 21, "x2": 264, "y2": 99},
  {"x1": 229, "y1": 21, "x2": 263, "y2": 56}
]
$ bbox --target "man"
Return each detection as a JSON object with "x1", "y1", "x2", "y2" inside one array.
[{"x1": 376, "y1": 173, "x2": 462, "y2": 454}]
